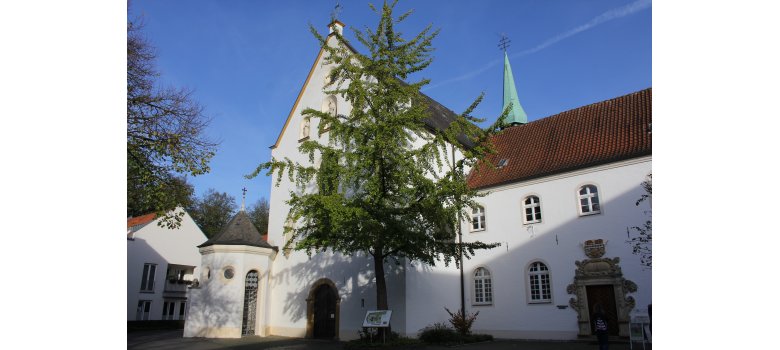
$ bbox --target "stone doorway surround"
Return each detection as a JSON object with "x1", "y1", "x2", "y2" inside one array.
[
  {"x1": 567, "y1": 239, "x2": 637, "y2": 338},
  {"x1": 305, "y1": 278, "x2": 341, "y2": 339}
]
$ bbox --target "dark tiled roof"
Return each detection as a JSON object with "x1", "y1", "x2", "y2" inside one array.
[
  {"x1": 467, "y1": 88, "x2": 652, "y2": 190},
  {"x1": 198, "y1": 210, "x2": 278, "y2": 250},
  {"x1": 419, "y1": 92, "x2": 475, "y2": 148},
  {"x1": 127, "y1": 213, "x2": 157, "y2": 229}
]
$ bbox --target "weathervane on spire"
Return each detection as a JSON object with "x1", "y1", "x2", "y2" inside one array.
[
  {"x1": 331, "y1": 2, "x2": 342, "y2": 22},
  {"x1": 241, "y1": 187, "x2": 247, "y2": 211},
  {"x1": 498, "y1": 33, "x2": 511, "y2": 52}
]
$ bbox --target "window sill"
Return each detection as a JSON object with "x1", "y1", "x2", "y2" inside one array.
[
  {"x1": 298, "y1": 136, "x2": 310, "y2": 142},
  {"x1": 579, "y1": 211, "x2": 601, "y2": 217},
  {"x1": 139, "y1": 290, "x2": 155, "y2": 294},
  {"x1": 470, "y1": 228, "x2": 486, "y2": 233},
  {"x1": 528, "y1": 300, "x2": 552, "y2": 305},
  {"x1": 523, "y1": 221, "x2": 541, "y2": 225},
  {"x1": 472, "y1": 302, "x2": 493, "y2": 307}
]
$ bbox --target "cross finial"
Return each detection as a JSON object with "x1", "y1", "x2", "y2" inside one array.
[
  {"x1": 331, "y1": 2, "x2": 342, "y2": 22},
  {"x1": 498, "y1": 33, "x2": 511, "y2": 52},
  {"x1": 241, "y1": 187, "x2": 247, "y2": 211}
]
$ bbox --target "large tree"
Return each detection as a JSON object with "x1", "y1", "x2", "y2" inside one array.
[
  {"x1": 249, "y1": 0, "x2": 507, "y2": 318},
  {"x1": 127, "y1": 18, "x2": 218, "y2": 227},
  {"x1": 188, "y1": 189, "x2": 238, "y2": 238}
]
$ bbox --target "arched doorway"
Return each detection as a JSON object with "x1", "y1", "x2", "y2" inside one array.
[
  {"x1": 241, "y1": 270, "x2": 259, "y2": 336},
  {"x1": 305, "y1": 278, "x2": 340, "y2": 339}
]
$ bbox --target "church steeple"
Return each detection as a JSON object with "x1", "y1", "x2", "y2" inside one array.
[{"x1": 499, "y1": 35, "x2": 528, "y2": 126}]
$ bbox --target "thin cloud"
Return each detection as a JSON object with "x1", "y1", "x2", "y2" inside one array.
[{"x1": 424, "y1": 0, "x2": 651, "y2": 92}]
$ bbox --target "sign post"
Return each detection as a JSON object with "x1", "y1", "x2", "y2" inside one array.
[{"x1": 362, "y1": 310, "x2": 392, "y2": 343}]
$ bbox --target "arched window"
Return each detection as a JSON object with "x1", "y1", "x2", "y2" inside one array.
[
  {"x1": 242, "y1": 270, "x2": 259, "y2": 335},
  {"x1": 473, "y1": 267, "x2": 493, "y2": 305},
  {"x1": 523, "y1": 195, "x2": 542, "y2": 224},
  {"x1": 471, "y1": 206, "x2": 486, "y2": 231},
  {"x1": 528, "y1": 262, "x2": 551, "y2": 303},
  {"x1": 300, "y1": 118, "x2": 311, "y2": 140},
  {"x1": 578, "y1": 184, "x2": 601, "y2": 215}
]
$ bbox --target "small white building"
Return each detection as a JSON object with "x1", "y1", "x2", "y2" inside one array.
[
  {"x1": 127, "y1": 208, "x2": 207, "y2": 322},
  {"x1": 183, "y1": 209, "x2": 278, "y2": 338}
]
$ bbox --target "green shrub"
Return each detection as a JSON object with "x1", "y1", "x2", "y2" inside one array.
[
  {"x1": 345, "y1": 328, "x2": 421, "y2": 349},
  {"x1": 418, "y1": 322, "x2": 462, "y2": 344},
  {"x1": 445, "y1": 307, "x2": 479, "y2": 335}
]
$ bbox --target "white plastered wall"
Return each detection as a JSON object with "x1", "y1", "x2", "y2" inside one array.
[
  {"x1": 127, "y1": 209, "x2": 207, "y2": 321},
  {"x1": 449, "y1": 157, "x2": 652, "y2": 340},
  {"x1": 183, "y1": 245, "x2": 276, "y2": 338}
]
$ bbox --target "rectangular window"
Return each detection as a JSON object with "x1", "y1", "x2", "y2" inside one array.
[
  {"x1": 524, "y1": 196, "x2": 542, "y2": 224},
  {"x1": 471, "y1": 207, "x2": 486, "y2": 231},
  {"x1": 162, "y1": 301, "x2": 175, "y2": 320},
  {"x1": 178, "y1": 302, "x2": 187, "y2": 320},
  {"x1": 140, "y1": 263, "x2": 156, "y2": 292},
  {"x1": 136, "y1": 300, "x2": 151, "y2": 320},
  {"x1": 475, "y1": 280, "x2": 484, "y2": 303}
]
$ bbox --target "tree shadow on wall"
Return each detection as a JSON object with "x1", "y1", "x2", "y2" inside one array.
[{"x1": 272, "y1": 250, "x2": 406, "y2": 326}]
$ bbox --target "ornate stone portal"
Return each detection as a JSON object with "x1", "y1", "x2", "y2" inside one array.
[{"x1": 567, "y1": 239, "x2": 637, "y2": 337}]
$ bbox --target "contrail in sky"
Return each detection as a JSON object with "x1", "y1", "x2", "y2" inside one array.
[{"x1": 423, "y1": 0, "x2": 651, "y2": 91}]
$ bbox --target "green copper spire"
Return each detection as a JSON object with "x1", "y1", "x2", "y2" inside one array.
[{"x1": 502, "y1": 51, "x2": 528, "y2": 126}]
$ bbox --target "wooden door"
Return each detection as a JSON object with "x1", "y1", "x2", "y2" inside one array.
[
  {"x1": 586, "y1": 285, "x2": 619, "y2": 336},
  {"x1": 313, "y1": 285, "x2": 336, "y2": 338}
]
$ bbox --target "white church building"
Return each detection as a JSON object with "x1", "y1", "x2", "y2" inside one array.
[{"x1": 183, "y1": 20, "x2": 651, "y2": 341}]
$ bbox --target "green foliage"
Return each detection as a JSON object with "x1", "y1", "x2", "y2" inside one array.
[
  {"x1": 248, "y1": 197, "x2": 270, "y2": 234},
  {"x1": 188, "y1": 189, "x2": 237, "y2": 238},
  {"x1": 127, "y1": 175, "x2": 195, "y2": 228},
  {"x1": 247, "y1": 0, "x2": 506, "y2": 311},
  {"x1": 418, "y1": 322, "x2": 459, "y2": 344},
  {"x1": 127, "y1": 18, "x2": 217, "y2": 227},
  {"x1": 627, "y1": 174, "x2": 652, "y2": 268},
  {"x1": 418, "y1": 321, "x2": 493, "y2": 345},
  {"x1": 346, "y1": 329, "x2": 421, "y2": 349},
  {"x1": 445, "y1": 307, "x2": 479, "y2": 335}
]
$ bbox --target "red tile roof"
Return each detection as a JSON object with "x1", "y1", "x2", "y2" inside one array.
[
  {"x1": 127, "y1": 213, "x2": 157, "y2": 229},
  {"x1": 467, "y1": 88, "x2": 652, "y2": 190}
]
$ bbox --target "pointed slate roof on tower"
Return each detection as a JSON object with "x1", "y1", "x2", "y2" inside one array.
[
  {"x1": 502, "y1": 52, "x2": 528, "y2": 126},
  {"x1": 198, "y1": 210, "x2": 277, "y2": 250}
]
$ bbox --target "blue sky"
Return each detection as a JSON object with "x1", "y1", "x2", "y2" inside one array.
[{"x1": 128, "y1": 0, "x2": 652, "y2": 205}]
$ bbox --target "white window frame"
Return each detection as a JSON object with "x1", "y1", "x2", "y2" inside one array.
[
  {"x1": 136, "y1": 300, "x2": 151, "y2": 320},
  {"x1": 523, "y1": 195, "x2": 542, "y2": 224},
  {"x1": 140, "y1": 263, "x2": 157, "y2": 292},
  {"x1": 472, "y1": 267, "x2": 493, "y2": 306},
  {"x1": 178, "y1": 301, "x2": 187, "y2": 320},
  {"x1": 527, "y1": 261, "x2": 552, "y2": 304},
  {"x1": 470, "y1": 206, "x2": 486, "y2": 232},
  {"x1": 578, "y1": 184, "x2": 601, "y2": 216},
  {"x1": 162, "y1": 300, "x2": 176, "y2": 320}
]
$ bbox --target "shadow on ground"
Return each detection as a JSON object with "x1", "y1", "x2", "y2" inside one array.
[{"x1": 128, "y1": 330, "x2": 651, "y2": 350}]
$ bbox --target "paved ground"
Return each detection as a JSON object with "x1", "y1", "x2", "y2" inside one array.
[{"x1": 128, "y1": 330, "x2": 652, "y2": 350}]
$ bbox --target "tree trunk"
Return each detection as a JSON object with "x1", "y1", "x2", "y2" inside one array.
[
  {"x1": 373, "y1": 251, "x2": 388, "y2": 310},
  {"x1": 373, "y1": 250, "x2": 390, "y2": 339}
]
